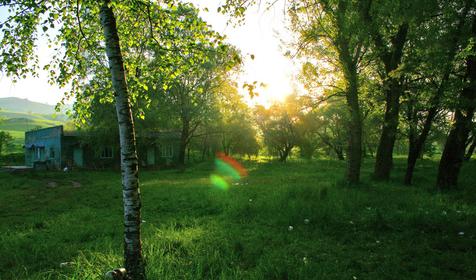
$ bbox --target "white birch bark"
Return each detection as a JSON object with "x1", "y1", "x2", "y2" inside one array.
[{"x1": 99, "y1": 1, "x2": 145, "y2": 279}]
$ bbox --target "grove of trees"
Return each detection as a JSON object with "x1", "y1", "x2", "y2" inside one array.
[{"x1": 1, "y1": 0, "x2": 475, "y2": 279}]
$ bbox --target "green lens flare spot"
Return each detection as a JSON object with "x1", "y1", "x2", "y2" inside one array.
[{"x1": 210, "y1": 174, "x2": 229, "y2": 190}]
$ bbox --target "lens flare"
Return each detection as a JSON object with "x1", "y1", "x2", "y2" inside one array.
[
  {"x1": 216, "y1": 152, "x2": 248, "y2": 177},
  {"x1": 210, "y1": 174, "x2": 229, "y2": 190},
  {"x1": 210, "y1": 152, "x2": 247, "y2": 190},
  {"x1": 215, "y1": 159, "x2": 241, "y2": 180}
]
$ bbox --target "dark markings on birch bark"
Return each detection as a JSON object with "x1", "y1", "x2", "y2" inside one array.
[{"x1": 99, "y1": 1, "x2": 145, "y2": 279}]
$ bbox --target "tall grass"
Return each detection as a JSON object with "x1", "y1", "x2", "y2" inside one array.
[{"x1": 1, "y1": 159, "x2": 475, "y2": 279}]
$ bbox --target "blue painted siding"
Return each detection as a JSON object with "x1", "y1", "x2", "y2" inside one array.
[{"x1": 24, "y1": 126, "x2": 63, "y2": 168}]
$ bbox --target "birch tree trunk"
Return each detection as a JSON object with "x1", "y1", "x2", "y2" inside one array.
[{"x1": 99, "y1": 1, "x2": 145, "y2": 279}]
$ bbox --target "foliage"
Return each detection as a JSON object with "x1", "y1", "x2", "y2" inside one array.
[
  {"x1": 214, "y1": 80, "x2": 260, "y2": 157},
  {"x1": 254, "y1": 95, "x2": 302, "y2": 162},
  {"x1": 0, "y1": 130, "x2": 13, "y2": 155}
]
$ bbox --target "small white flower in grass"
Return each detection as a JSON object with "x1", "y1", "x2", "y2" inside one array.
[
  {"x1": 349, "y1": 221, "x2": 354, "y2": 225},
  {"x1": 288, "y1": 225, "x2": 294, "y2": 231},
  {"x1": 60, "y1": 262, "x2": 73, "y2": 268},
  {"x1": 304, "y1": 218, "x2": 310, "y2": 224},
  {"x1": 353, "y1": 276, "x2": 358, "y2": 280},
  {"x1": 458, "y1": 232, "x2": 465, "y2": 236},
  {"x1": 303, "y1": 257, "x2": 308, "y2": 264},
  {"x1": 142, "y1": 220, "x2": 146, "y2": 223},
  {"x1": 249, "y1": 198, "x2": 253, "y2": 202},
  {"x1": 376, "y1": 240, "x2": 380, "y2": 244}
]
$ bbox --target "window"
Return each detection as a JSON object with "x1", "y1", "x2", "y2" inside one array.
[
  {"x1": 101, "y1": 146, "x2": 113, "y2": 159},
  {"x1": 161, "y1": 144, "x2": 173, "y2": 158},
  {"x1": 50, "y1": 148, "x2": 55, "y2": 158},
  {"x1": 36, "y1": 147, "x2": 44, "y2": 160}
]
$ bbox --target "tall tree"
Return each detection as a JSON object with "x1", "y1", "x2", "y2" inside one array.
[
  {"x1": 99, "y1": 2, "x2": 144, "y2": 277},
  {"x1": 0, "y1": 1, "x2": 194, "y2": 278},
  {"x1": 437, "y1": 11, "x2": 476, "y2": 190},
  {"x1": 359, "y1": 0, "x2": 411, "y2": 180},
  {"x1": 255, "y1": 101, "x2": 299, "y2": 162},
  {"x1": 289, "y1": 0, "x2": 368, "y2": 183},
  {"x1": 403, "y1": 0, "x2": 472, "y2": 185},
  {"x1": 215, "y1": 80, "x2": 259, "y2": 157}
]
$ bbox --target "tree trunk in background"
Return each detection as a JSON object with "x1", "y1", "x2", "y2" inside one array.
[
  {"x1": 373, "y1": 23, "x2": 409, "y2": 181},
  {"x1": 331, "y1": 0, "x2": 363, "y2": 184},
  {"x1": 374, "y1": 78, "x2": 402, "y2": 180},
  {"x1": 437, "y1": 14, "x2": 476, "y2": 190},
  {"x1": 404, "y1": 106, "x2": 438, "y2": 185},
  {"x1": 178, "y1": 117, "x2": 190, "y2": 167},
  {"x1": 345, "y1": 71, "x2": 363, "y2": 184},
  {"x1": 465, "y1": 136, "x2": 476, "y2": 161},
  {"x1": 404, "y1": 97, "x2": 418, "y2": 185},
  {"x1": 99, "y1": 1, "x2": 145, "y2": 279},
  {"x1": 201, "y1": 135, "x2": 208, "y2": 161},
  {"x1": 279, "y1": 145, "x2": 293, "y2": 162},
  {"x1": 335, "y1": 147, "x2": 345, "y2": 161}
]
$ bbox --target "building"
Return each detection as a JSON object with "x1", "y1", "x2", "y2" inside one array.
[{"x1": 24, "y1": 125, "x2": 180, "y2": 169}]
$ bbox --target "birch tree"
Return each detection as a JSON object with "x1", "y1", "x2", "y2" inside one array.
[{"x1": 0, "y1": 1, "x2": 195, "y2": 279}]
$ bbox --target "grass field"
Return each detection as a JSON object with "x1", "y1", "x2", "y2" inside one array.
[{"x1": 1, "y1": 159, "x2": 475, "y2": 279}]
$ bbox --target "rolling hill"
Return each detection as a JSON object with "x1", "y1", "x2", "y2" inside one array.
[
  {"x1": 0, "y1": 97, "x2": 59, "y2": 115},
  {"x1": 0, "y1": 97, "x2": 70, "y2": 153}
]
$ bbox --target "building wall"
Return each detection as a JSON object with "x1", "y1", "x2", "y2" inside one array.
[
  {"x1": 156, "y1": 139, "x2": 180, "y2": 166},
  {"x1": 83, "y1": 144, "x2": 121, "y2": 169},
  {"x1": 25, "y1": 126, "x2": 63, "y2": 168},
  {"x1": 25, "y1": 126, "x2": 181, "y2": 169}
]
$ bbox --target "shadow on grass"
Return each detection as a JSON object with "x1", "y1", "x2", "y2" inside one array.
[{"x1": 1, "y1": 159, "x2": 475, "y2": 279}]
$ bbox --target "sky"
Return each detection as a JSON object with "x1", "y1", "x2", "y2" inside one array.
[{"x1": 0, "y1": 1, "x2": 299, "y2": 107}]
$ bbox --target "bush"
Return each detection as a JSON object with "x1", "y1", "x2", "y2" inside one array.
[{"x1": 0, "y1": 152, "x2": 24, "y2": 166}]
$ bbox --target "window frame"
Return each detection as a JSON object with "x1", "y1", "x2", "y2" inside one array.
[{"x1": 100, "y1": 146, "x2": 114, "y2": 159}]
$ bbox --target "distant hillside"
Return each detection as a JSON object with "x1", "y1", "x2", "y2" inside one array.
[
  {"x1": 0, "y1": 97, "x2": 70, "y2": 154},
  {"x1": 0, "y1": 110, "x2": 68, "y2": 122},
  {"x1": 0, "y1": 97, "x2": 58, "y2": 115}
]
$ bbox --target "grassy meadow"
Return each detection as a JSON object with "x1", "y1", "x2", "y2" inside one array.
[{"x1": 1, "y1": 159, "x2": 475, "y2": 279}]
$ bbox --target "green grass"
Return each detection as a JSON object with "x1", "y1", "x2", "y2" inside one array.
[{"x1": 1, "y1": 159, "x2": 475, "y2": 279}]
